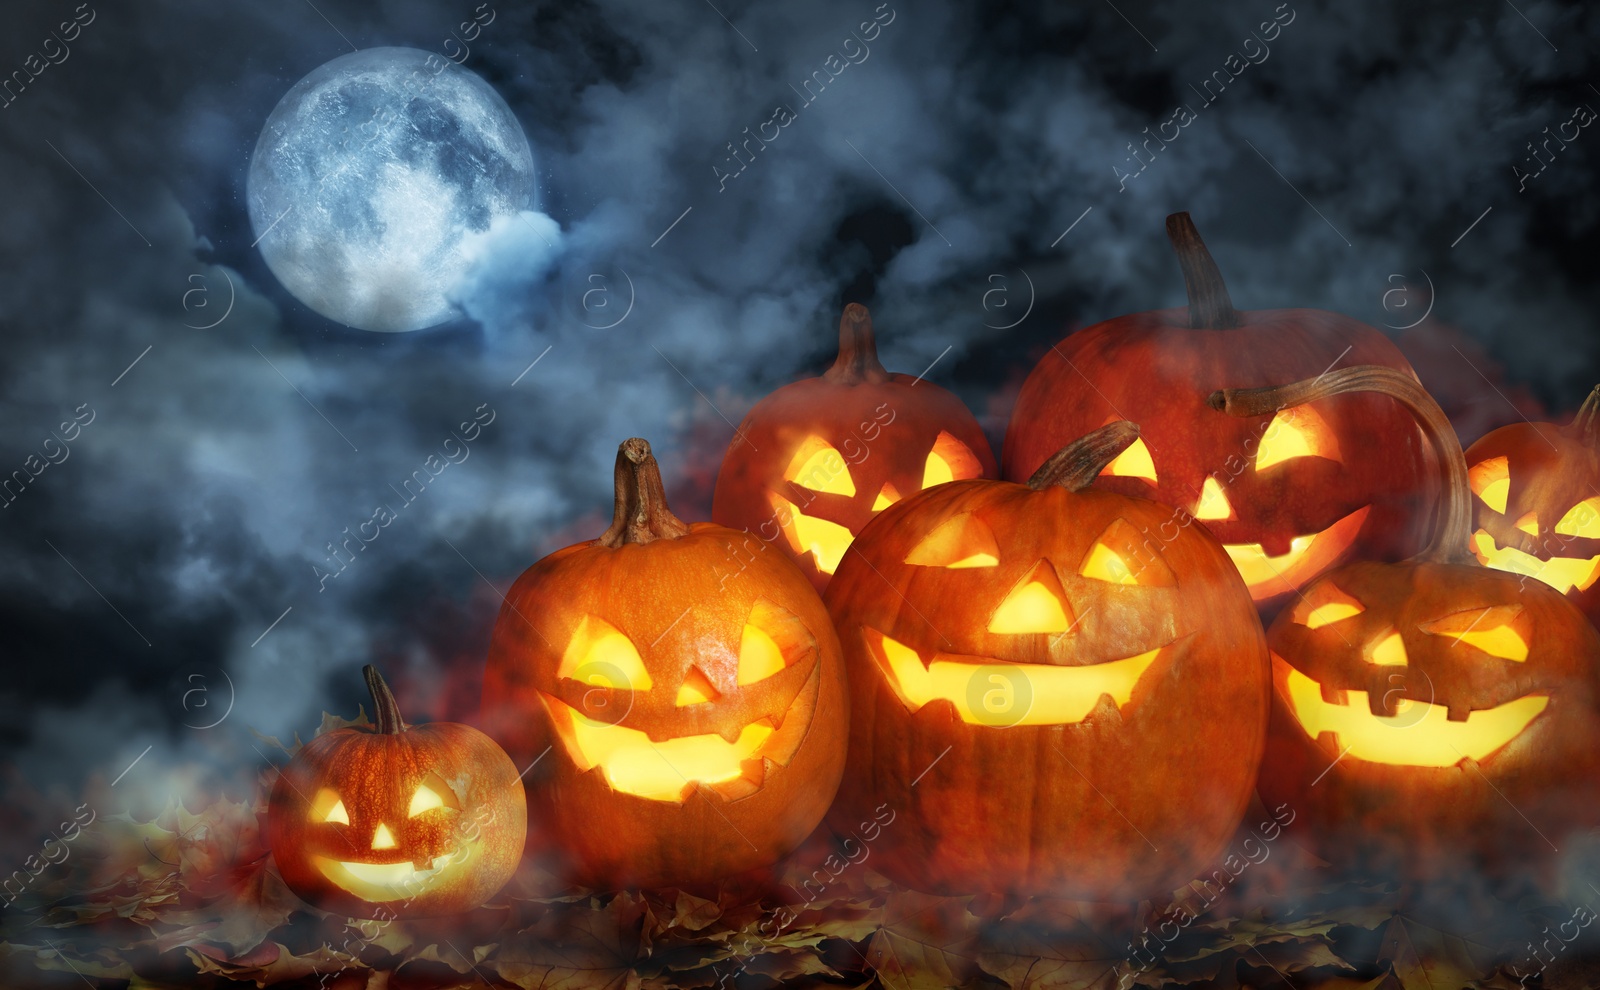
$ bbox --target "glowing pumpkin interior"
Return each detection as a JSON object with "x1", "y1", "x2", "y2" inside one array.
[
  {"x1": 769, "y1": 431, "x2": 985, "y2": 575},
  {"x1": 541, "y1": 601, "x2": 815, "y2": 803}
]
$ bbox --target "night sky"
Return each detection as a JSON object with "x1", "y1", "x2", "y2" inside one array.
[{"x1": 1, "y1": 0, "x2": 1598, "y2": 811}]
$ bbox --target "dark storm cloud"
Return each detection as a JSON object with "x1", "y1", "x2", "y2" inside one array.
[{"x1": 0, "y1": 0, "x2": 1597, "y2": 816}]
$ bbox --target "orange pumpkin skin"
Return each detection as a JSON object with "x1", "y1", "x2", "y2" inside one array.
[
  {"x1": 713, "y1": 304, "x2": 996, "y2": 594},
  {"x1": 1002, "y1": 214, "x2": 1436, "y2": 609},
  {"x1": 1215, "y1": 368, "x2": 1600, "y2": 883},
  {"x1": 823, "y1": 424, "x2": 1269, "y2": 899},
  {"x1": 482, "y1": 440, "x2": 849, "y2": 890},
  {"x1": 1462, "y1": 385, "x2": 1600, "y2": 625},
  {"x1": 267, "y1": 667, "x2": 527, "y2": 919}
]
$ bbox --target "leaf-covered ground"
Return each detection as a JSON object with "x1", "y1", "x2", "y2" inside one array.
[{"x1": 4, "y1": 714, "x2": 1598, "y2": 989}]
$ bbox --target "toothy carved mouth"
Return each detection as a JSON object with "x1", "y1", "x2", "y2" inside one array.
[
  {"x1": 1470, "y1": 530, "x2": 1600, "y2": 596},
  {"x1": 316, "y1": 856, "x2": 450, "y2": 901},
  {"x1": 866, "y1": 628, "x2": 1170, "y2": 727},
  {"x1": 1281, "y1": 664, "x2": 1548, "y2": 767},
  {"x1": 541, "y1": 695, "x2": 785, "y2": 802},
  {"x1": 1222, "y1": 506, "x2": 1371, "y2": 599}
]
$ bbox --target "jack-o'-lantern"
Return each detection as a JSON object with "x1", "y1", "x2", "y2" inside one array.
[
  {"x1": 267, "y1": 666, "x2": 527, "y2": 919},
  {"x1": 1463, "y1": 385, "x2": 1600, "y2": 624},
  {"x1": 1213, "y1": 367, "x2": 1600, "y2": 881},
  {"x1": 482, "y1": 438, "x2": 849, "y2": 890},
  {"x1": 713, "y1": 303, "x2": 996, "y2": 592},
  {"x1": 823, "y1": 421, "x2": 1269, "y2": 899},
  {"x1": 1002, "y1": 213, "x2": 1437, "y2": 609}
]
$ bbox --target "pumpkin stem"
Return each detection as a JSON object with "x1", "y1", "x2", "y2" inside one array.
[
  {"x1": 598, "y1": 438, "x2": 690, "y2": 547},
  {"x1": 1166, "y1": 212, "x2": 1239, "y2": 330},
  {"x1": 363, "y1": 665, "x2": 406, "y2": 735},
  {"x1": 1027, "y1": 421, "x2": 1141, "y2": 492},
  {"x1": 1568, "y1": 385, "x2": 1600, "y2": 447},
  {"x1": 1208, "y1": 366, "x2": 1470, "y2": 565},
  {"x1": 822, "y1": 303, "x2": 892, "y2": 385}
]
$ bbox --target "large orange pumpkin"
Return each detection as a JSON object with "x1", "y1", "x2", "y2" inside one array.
[
  {"x1": 267, "y1": 665, "x2": 527, "y2": 919},
  {"x1": 823, "y1": 421, "x2": 1269, "y2": 899},
  {"x1": 1003, "y1": 213, "x2": 1437, "y2": 609},
  {"x1": 1462, "y1": 385, "x2": 1600, "y2": 624},
  {"x1": 1214, "y1": 368, "x2": 1600, "y2": 882},
  {"x1": 713, "y1": 303, "x2": 996, "y2": 593},
  {"x1": 482, "y1": 439, "x2": 849, "y2": 890}
]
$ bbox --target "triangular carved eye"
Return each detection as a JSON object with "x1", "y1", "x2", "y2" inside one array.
[
  {"x1": 1557, "y1": 497, "x2": 1600, "y2": 539},
  {"x1": 1256, "y1": 405, "x2": 1342, "y2": 471},
  {"x1": 1078, "y1": 519, "x2": 1176, "y2": 587},
  {"x1": 989, "y1": 562, "x2": 1073, "y2": 634},
  {"x1": 904, "y1": 513, "x2": 999, "y2": 569},
  {"x1": 921, "y1": 432, "x2": 984, "y2": 490},
  {"x1": 1099, "y1": 436, "x2": 1157, "y2": 483},
  {"x1": 784, "y1": 436, "x2": 855, "y2": 496},
  {"x1": 1421, "y1": 605, "x2": 1529, "y2": 662},
  {"x1": 313, "y1": 788, "x2": 348, "y2": 824},
  {"x1": 559, "y1": 615, "x2": 652, "y2": 690},
  {"x1": 738, "y1": 599, "x2": 816, "y2": 685},
  {"x1": 1292, "y1": 583, "x2": 1365, "y2": 629},
  {"x1": 1468, "y1": 456, "x2": 1510, "y2": 514}
]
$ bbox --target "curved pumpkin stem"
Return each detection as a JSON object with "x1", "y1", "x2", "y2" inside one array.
[
  {"x1": 599, "y1": 438, "x2": 690, "y2": 548},
  {"x1": 1027, "y1": 421, "x2": 1141, "y2": 493},
  {"x1": 363, "y1": 665, "x2": 406, "y2": 735},
  {"x1": 1166, "y1": 212, "x2": 1239, "y2": 331},
  {"x1": 1567, "y1": 384, "x2": 1600, "y2": 448},
  {"x1": 1208, "y1": 366, "x2": 1470, "y2": 565},
  {"x1": 822, "y1": 303, "x2": 891, "y2": 385}
]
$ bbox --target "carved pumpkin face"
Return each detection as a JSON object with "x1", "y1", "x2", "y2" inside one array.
[
  {"x1": 824, "y1": 423, "x2": 1270, "y2": 899},
  {"x1": 1003, "y1": 213, "x2": 1437, "y2": 608},
  {"x1": 267, "y1": 667, "x2": 527, "y2": 919},
  {"x1": 1259, "y1": 560, "x2": 1600, "y2": 879},
  {"x1": 1462, "y1": 387, "x2": 1600, "y2": 624},
  {"x1": 482, "y1": 439, "x2": 849, "y2": 890},
  {"x1": 714, "y1": 304, "x2": 996, "y2": 592},
  {"x1": 1213, "y1": 366, "x2": 1600, "y2": 883}
]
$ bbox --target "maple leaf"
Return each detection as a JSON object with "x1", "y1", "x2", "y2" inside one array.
[
  {"x1": 863, "y1": 891, "x2": 981, "y2": 990},
  {"x1": 1376, "y1": 914, "x2": 1498, "y2": 990},
  {"x1": 491, "y1": 894, "x2": 646, "y2": 990}
]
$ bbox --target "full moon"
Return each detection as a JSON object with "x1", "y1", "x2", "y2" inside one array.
[{"x1": 248, "y1": 47, "x2": 535, "y2": 332}]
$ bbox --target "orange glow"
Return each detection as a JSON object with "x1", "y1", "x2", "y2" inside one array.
[
  {"x1": 769, "y1": 494, "x2": 855, "y2": 575},
  {"x1": 559, "y1": 615, "x2": 653, "y2": 690},
  {"x1": 1101, "y1": 436, "x2": 1158, "y2": 483},
  {"x1": 408, "y1": 784, "x2": 445, "y2": 817},
  {"x1": 872, "y1": 483, "x2": 901, "y2": 511},
  {"x1": 1468, "y1": 456, "x2": 1510, "y2": 514},
  {"x1": 784, "y1": 436, "x2": 855, "y2": 496},
  {"x1": 1420, "y1": 606, "x2": 1529, "y2": 662},
  {"x1": 1557, "y1": 497, "x2": 1600, "y2": 539},
  {"x1": 1293, "y1": 583, "x2": 1365, "y2": 629},
  {"x1": 1513, "y1": 512, "x2": 1540, "y2": 536},
  {"x1": 1471, "y1": 530, "x2": 1600, "y2": 595},
  {"x1": 1368, "y1": 630, "x2": 1407, "y2": 667},
  {"x1": 543, "y1": 695, "x2": 775, "y2": 802},
  {"x1": 921, "y1": 432, "x2": 984, "y2": 491},
  {"x1": 314, "y1": 788, "x2": 349, "y2": 825},
  {"x1": 737, "y1": 622, "x2": 786, "y2": 685},
  {"x1": 870, "y1": 630, "x2": 1164, "y2": 727},
  {"x1": 1281, "y1": 663, "x2": 1547, "y2": 766},
  {"x1": 1193, "y1": 477, "x2": 1234, "y2": 521},
  {"x1": 1077, "y1": 518, "x2": 1178, "y2": 587},
  {"x1": 675, "y1": 667, "x2": 719, "y2": 706},
  {"x1": 988, "y1": 564, "x2": 1072, "y2": 634},
  {"x1": 904, "y1": 512, "x2": 1000, "y2": 569},
  {"x1": 1256, "y1": 405, "x2": 1342, "y2": 471},
  {"x1": 371, "y1": 823, "x2": 397, "y2": 850},
  {"x1": 315, "y1": 856, "x2": 462, "y2": 902},
  {"x1": 1222, "y1": 505, "x2": 1371, "y2": 601}
]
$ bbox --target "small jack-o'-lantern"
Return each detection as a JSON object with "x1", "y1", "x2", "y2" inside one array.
[
  {"x1": 267, "y1": 666, "x2": 527, "y2": 919},
  {"x1": 1463, "y1": 385, "x2": 1600, "y2": 624},
  {"x1": 824, "y1": 422, "x2": 1269, "y2": 899},
  {"x1": 482, "y1": 438, "x2": 849, "y2": 890},
  {"x1": 713, "y1": 303, "x2": 996, "y2": 592},
  {"x1": 1213, "y1": 367, "x2": 1600, "y2": 881},
  {"x1": 1003, "y1": 213, "x2": 1437, "y2": 608}
]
